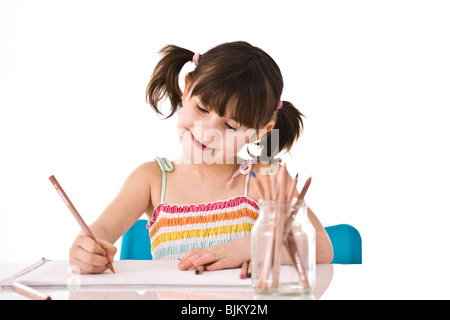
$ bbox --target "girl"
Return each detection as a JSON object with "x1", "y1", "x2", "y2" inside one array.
[{"x1": 69, "y1": 41, "x2": 333, "y2": 274}]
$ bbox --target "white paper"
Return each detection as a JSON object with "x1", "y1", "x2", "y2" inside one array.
[{"x1": 14, "y1": 260, "x2": 252, "y2": 287}]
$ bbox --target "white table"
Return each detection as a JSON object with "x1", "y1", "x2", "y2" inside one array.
[{"x1": 1, "y1": 262, "x2": 449, "y2": 300}]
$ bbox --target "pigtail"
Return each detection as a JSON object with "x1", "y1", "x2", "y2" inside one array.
[
  {"x1": 259, "y1": 100, "x2": 305, "y2": 161},
  {"x1": 146, "y1": 45, "x2": 194, "y2": 118}
]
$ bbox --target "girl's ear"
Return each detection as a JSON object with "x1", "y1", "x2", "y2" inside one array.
[
  {"x1": 257, "y1": 120, "x2": 275, "y2": 140},
  {"x1": 182, "y1": 74, "x2": 191, "y2": 103}
]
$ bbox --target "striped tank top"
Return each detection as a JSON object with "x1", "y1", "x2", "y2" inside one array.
[{"x1": 147, "y1": 157, "x2": 260, "y2": 260}]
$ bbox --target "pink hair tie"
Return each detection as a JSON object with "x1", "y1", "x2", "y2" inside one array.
[
  {"x1": 192, "y1": 53, "x2": 200, "y2": 66},
  {"x1": 277, "y1": 100, "x2": 283, "y2": 110}
]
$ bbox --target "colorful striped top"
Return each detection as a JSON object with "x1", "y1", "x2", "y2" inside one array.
[{"x1": 147, "y1": 157, "x2": 260, "y2": 260}]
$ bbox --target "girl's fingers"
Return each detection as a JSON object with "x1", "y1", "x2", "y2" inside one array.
[
  {"x1": 178, "y1": 248, "x2": 204, "y2": 270},
  {"x1": 69, "y1": 235, "x2": 116, "y2": 274},
  {"x1": 179, "y1": 238, "x2": 251, "y2": 271},
  {"x1": 77, "y1": 235, "x2": 107, "y2": 256},
  {"x1": 72, "y1": 243, "x2": 110, "y2": 267},
  {"x1": 179, "y1": 248, "x2": 222, "y2": 270},
  {"x1": 192, "y1": 251, "x2": 220, "y2": 267},
  {"x1": 205, "y1": 257, "x2": 234, "y2": 271},
  {"x1": 69, "y1": 256, "x2": 108, "y2": 274},
  {"x1": 98, "y1": 239, "x2": 117, "y2": 263}
]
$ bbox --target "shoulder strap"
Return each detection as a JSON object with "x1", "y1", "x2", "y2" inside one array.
[
  {"x1": 226, "y1": 157, "x2": 259, "y2": 197},
  {"x1": 154, "y1": 157, "x2": 174, "y2": 203}
]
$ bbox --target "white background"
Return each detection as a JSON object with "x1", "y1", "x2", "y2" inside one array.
[{"x1": 1, "y1": 0, "x2": 450, "y2": 298}]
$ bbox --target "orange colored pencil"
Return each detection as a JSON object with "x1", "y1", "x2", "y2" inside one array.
[
  {"x1": 13, "y1": 282, "x2": 52, "y2": 300},
  {"x1": 271, "y1": 164, "x2": 288, "y2": 288},
  {"x1": 288, "y1": 173, "x2": 299, "y2": 201},
  {"x1": 49, "y1": 175, "x2": 115, "y2": 274},
  {"x1": 298, "y1": 176, "x2": 312, "y2": 201}
]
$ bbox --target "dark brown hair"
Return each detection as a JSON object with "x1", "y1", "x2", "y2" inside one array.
[{"x1": 146, "y1": 41, "x2": 304, "y2": 159}]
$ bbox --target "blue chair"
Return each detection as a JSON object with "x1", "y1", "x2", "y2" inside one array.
[
  {"x1": 324, "y1": 224, "x2": 362, "y2": 264},
  {"x1": 120, "y1": 219, "x2": 152, "y2": 260},
  {"x1": 120, "y1": 220, "x2": 362, "y2": 264}
]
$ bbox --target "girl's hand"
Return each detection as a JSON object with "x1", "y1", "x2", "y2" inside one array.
[
  {"x1": 178, "y1": 237, "x2": 251, "y2": 271},
  {"x1": 69, "y1": 234, "x2": 117, "y2": 274}
]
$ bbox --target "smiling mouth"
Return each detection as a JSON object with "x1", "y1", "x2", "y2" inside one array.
[{"x1": 190, "y1": 132, "x2": 214, "y2": 151}]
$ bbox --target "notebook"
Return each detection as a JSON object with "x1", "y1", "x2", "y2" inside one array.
[{"x1": 0, "y1": 259, "x2": 252, "y2": 288}]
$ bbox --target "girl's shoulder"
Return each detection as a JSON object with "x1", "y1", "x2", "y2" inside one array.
[
  {"x1": 114, "y1": 160, "x2": 167, "y2": 219},
  {"x1": 133, "y1": 160, "x2": 163, "y2": 174},
  {"x1": 125, "y1": 160, "x2": 166, "y2": 186}
]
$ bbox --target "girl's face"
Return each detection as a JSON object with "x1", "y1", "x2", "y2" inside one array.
[{"x1": 177, "y1": 80, "x2": 274, "y2": 165}]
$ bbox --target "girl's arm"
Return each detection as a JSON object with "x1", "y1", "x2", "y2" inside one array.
[
  {"x1": 307, "y1": 207, "x2": 334, "y2": 264},
  {"x1": 88, "y1": 162, "x2": 155, "y2": 243},
  {"x1": 69, "y1": 162, "x2": 157, "y2": 273}
]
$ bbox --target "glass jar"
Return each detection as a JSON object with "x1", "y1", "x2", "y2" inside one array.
[{"x1": 251, "y1": 199, "x2": 316, "y2": 295}]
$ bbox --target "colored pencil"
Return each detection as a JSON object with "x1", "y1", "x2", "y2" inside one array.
[
  {"x1": 13, "y1": 282, "x2": 52, "y2": 300},
  {"x1": 255, "y1": 164, "x2": 281, "y2": 290},
  {"x1": 254, "y1": 163, "x2": 313, "y2": 292},
  {"x1": 240, "y1": 261, "x2": 249, "y2": 279},
  {"x1": 49, "y1": 175, "x2": 115, "y2": 274},
  {"x1": 194, "y1": 265, "x2": 206, "y2": 275},
  {"x1": 286, "y1": 176, "x2": 313, "y2": 289},
  {"x1": 288, "y1": 173, "x2": 299, "y2": 201},
  {"x1": 271, "y1": 164, "x2": 288, "y2": 289},
  {"x1": 298, "y1": 176, "x2": 312, "y2": 202}
]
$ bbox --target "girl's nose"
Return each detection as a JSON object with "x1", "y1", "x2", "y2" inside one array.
[
  {"x1": 202, "y1": 114, "x2": 222, "y2": 130},
  {"x1": 201, "y1": 118, "x2": 223, "y2": 145},
  {"x1": 200, "y1": 114, "x2": 224, "y2": 136}
]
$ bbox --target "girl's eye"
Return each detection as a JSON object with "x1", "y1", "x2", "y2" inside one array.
[
  {"x1": 196, "y1": 105, "x2": 209, "y2": 114},
  {"x1": 225, "y1": 123, "x2": 238, "y2": 131}
]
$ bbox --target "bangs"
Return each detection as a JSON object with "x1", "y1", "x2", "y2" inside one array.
[{"x1": 190, "y1": 71, "x2": 276, "y2": 129}]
